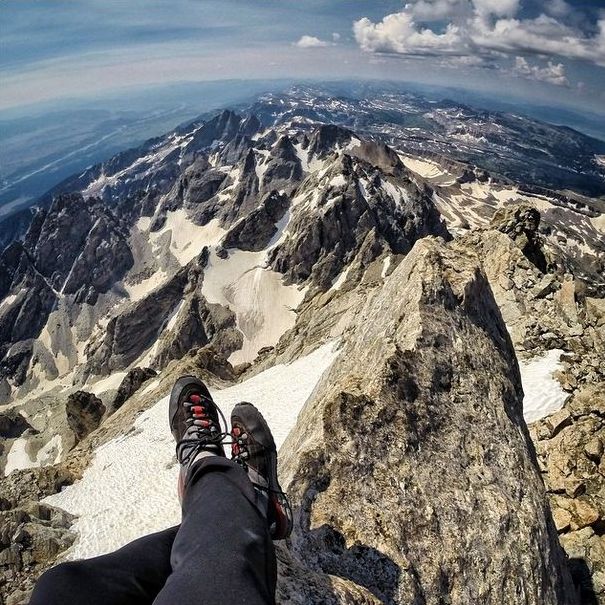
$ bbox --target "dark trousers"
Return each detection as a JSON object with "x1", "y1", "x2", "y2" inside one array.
[{"x1": 30, "y1": 457, "x2": 277, "y2": 605}]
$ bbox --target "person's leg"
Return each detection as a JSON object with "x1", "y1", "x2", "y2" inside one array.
[
  {"x1": 30, "y1": 526, "x2": 178, "y2": 605},
  {"x1": 152, "y1": 456, "x2": 276, "y2": 605}
]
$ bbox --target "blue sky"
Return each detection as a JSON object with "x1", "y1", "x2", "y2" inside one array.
[{"x1": 1, "y1": 0, "x2": 605, "y2": 112}]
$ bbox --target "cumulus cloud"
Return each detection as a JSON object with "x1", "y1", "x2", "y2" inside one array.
[
  {"x1": 471, "y1": 15, "x2": 600, "y2": 62},
  {"x1": 294, "y1": 35, "x2": 330, "y2": 48},
  {"x1": 353, "y1": 1, "x2": 605, "y2": 79},
  {"x1": 354, "y1": 13, "x2": 467, "y2": 56},
  {"x1": 512, "y1": 56, "x2": 569, "y2": 86}
]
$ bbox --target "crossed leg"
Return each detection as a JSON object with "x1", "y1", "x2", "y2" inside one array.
[{"x1": 30, "y1": 458, "x2": 276, "y2": 605}]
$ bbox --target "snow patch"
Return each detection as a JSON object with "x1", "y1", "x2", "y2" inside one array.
[
  {"x1": 4, "y1": 435, "x2": 63, "y2": 476},
  {"x1": 0, "y1": 293, "x2": 18, "y2": 313},
  {"x1": 44, "y1": 341, "x2": 340, "y2": 558},
  {"x1": 88, "y1": 372, "x2": 128, "y2": 396},
  {"x1": 151, "y1": 210, "x2": 226, "y2": 267},
  {"x1": 345, "y1": 137, "x2": 362, "y2": 151},
  {"x1": 329, "y1": 174, "x2": 346, "y2": 188},
  {"x1": 5, "y1": 438, "x2": 34, "y2": 476},
  {"x1": 293, "y1": 143, "x2": 310, "y2": 172},
  {"x1": 255, "y1": 149, "x2": 271, "y2": 185},
  {"x1": 519, "y1": 349, "x2": 568, "y2": 423},
  {"x1": 590, "y1": 213, "x2": 605, "y2": 232},
  {"x1": 36, "y1": 435, "x2": 63, "y2": 467},
  {"x1": 401, "y1": 156, "x2": 445, "y2": 179},
  {"x1": 202, "y1": 249, "x2": 306, "y2": 365},
  {"x1": 123, "y1": 270, "x2": 169, "y2": 302},
  {"x1": 331, "y1": 265, "x2": 351, "y2": 291},
  {"x1": 381, "y1": 256, "x2": 391, "y2": 278}
]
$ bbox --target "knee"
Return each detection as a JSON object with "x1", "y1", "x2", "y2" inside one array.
[
  {"x1": 31, "y1": 561, "x2": 89, "y2": 604},
  {"x1": 39, "y1": 560, "x2": 88, "y2": 584}
]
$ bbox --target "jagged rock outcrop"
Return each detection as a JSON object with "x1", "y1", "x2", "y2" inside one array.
[
  {"x1": 0, "y1": 193, "x2": 134, "y2": 387},
  {"x1": 85, "y1": 252, "x2": 242, "y2": 376},
  {"x1": 260, "y1": 136, "x2": 303, "y2": 193},
  {"x1": 108, "y1": 367, "x2": 157, "y2": 415},
  {"x1": 221, "y1": 191, "x2": 289, "y2": 251},
  {"x1": 530, "y1": 384, "x2": 605, "y2": 605},
  {"x1": 65, "y1": 391, "x2": 106, "y2": 442},
  {"x1": 27, "y1": 194, "x2": 133, "y2": 297},
  {"x1": 181, "y1": 158, "x2": 227, "y2": 207},
  {"x1": 269, "y1": 151, "x2": 448, "y2": 291},
  {"x1": 279, "y1": 237, "x2": 577, "y2": 604},
  {"x1": 490, "y1": 204, "x2": 548, "y2": 273}
]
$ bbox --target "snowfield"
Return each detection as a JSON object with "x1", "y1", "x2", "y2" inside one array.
[
  {"x1": 202, "y1": 249, "x2": 306, "y2": 365},
  {"x1": 519, "y1": 349, "x2": 568, "y2": 423},
  {"x1": 43, "y1": 341, "x2": 340, "y2": 559}
]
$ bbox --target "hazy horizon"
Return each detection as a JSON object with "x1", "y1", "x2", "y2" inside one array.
[{"x1": 2, "y1": 0, "x2": 605, "y2": 114}]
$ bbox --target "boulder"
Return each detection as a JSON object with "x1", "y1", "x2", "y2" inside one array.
[
  {"x1": 280, "y1": 237, "x2": 576, "y2": 604},
  {"x1": 0, "y1": 412, "x2": 32, "y2": 439},
  {"x1": 490, "y1": 204, "x2": 547, "y2": 272},
  {"x1": 109, "y1": 367, "x2": 158, "y2": 415},
  {"x1": 66, "y1": 391, "x2": 106, "y2": 442},
  {"x1": 586, "y1": 298, "x2": 605, "y2": 328},
  {"x1": 555, "y1": 276, "x2": 579, "y2": 326}
]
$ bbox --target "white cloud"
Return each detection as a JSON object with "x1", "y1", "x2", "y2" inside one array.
[
  {"x1": 354, "y1": 13, "x2": 467, "y2": 56},
  {"x1": 353, "y1": 3, "x2": 605, "y2": 77},
  {"x1": 512, "y1": 56, "x2": 569, "y2": 86},
  {"x1": 332, "y1": 32, "x2": 341, "y2": 41},
  {"x1": 295, "y1": 35, "x2": 330, "y2": 48},
  {"x1": 471, "y1": 15, "x2": 596, "y2": 62}
]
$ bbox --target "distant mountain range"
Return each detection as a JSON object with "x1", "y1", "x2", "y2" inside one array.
[{"x1": 1, "y1": 81, "x2": 603, "y2": 239}]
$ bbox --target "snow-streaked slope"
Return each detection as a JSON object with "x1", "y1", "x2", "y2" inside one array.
[
  {"x1": 44, "y1": 341, "x2": 340, "y2": 559},
  {"x1": 519, "y1": 349, "x2": 568, "y2": 423},
  {"x1": 202, "y1": 249, "x2": 306, "y2": 365}
]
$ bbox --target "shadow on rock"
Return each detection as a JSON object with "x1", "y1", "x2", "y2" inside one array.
[{"x1": 568, "y1": 558, "x2": 599, "y2": 605}]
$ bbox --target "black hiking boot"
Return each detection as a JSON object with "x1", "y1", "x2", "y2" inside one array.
[
  {"x1": 169, "y1": 376, "x2": 225, "y2": 498},
  {"x1": 230, "y1": 402, "x2": 293, "y2": 540}
]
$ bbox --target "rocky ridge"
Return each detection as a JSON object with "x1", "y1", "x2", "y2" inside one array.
[{"x1": 278, "y1": 236, "x2": 576, "y2": 604}]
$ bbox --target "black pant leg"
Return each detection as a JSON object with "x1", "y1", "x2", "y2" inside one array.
[
  {"x1": 152, "y1": 456, "x2": 277, "y2": 605},
  {"x1": 30, "y1": 526, "x2": 178, "y2": 605}
]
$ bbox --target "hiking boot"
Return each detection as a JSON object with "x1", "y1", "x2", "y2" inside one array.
[
  {"x1": 230, "y1": 402, "x2": 293, "y2": 540},
  {"x1": 169, "y1": 376, "x2": 225, "y2": 498}
]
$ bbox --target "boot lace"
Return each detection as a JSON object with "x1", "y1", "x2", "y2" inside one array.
[
  {"x1": 230, "y1": 426, "x2": 250, "y2": 470},
  {"x1": 177, "y1": 393, "x2": 231, "y2": 467}
]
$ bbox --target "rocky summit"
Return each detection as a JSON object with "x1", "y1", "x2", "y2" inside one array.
[{"x1": 0, "y1": 86, "x2": 604, "y2": 604}]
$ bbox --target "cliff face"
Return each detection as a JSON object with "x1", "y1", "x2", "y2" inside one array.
[{"x1": 279, "y1": 237, "x2": 577, "y2": 604}]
